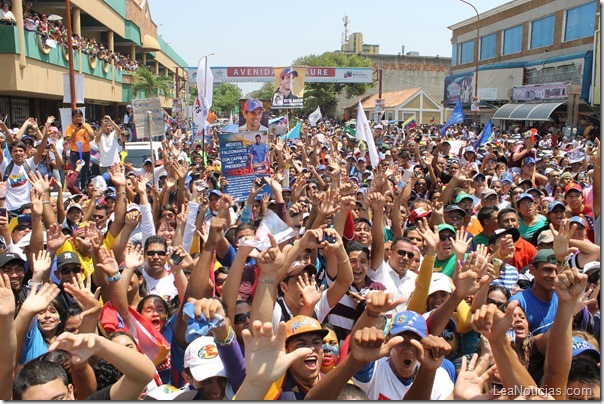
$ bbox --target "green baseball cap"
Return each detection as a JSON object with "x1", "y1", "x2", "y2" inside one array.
[
  {"x1": 437, "y1": 223, "x2": 456, "y2": 234},
  {"x1": 455, "y1": 192, "x2": 474, "y2": 204},
  {"x1": 532, "y1": 249, "x2": 558, "y2": 265}
]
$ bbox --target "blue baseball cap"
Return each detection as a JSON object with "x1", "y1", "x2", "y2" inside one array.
[
  {"x1": 572, "y1": 336, "x2": 600, "y2": 360},
  {"x1": 500, "y1": 171, "x2": 514, "y2": 184},
  {"x1": 522, "y1": 156, "x2": 536, "y2": 166},
  {"x1": 570, "y1": 216, "x2": 587, "y2": 228},
  {"x1": 464, "y1": 145, "x2": 476, "y2": 154},
  {"x1": 547, "y1": 200, "x2": 566, "y2": 213},
  {"x1": 209, "y1": 189, "x2": 222, "y2": 198},
  {"x1": 517, "y1": 193, "x2": 534, "y2": 203},
  {"x1": 389, "y1": 311, "x2": 428, "y2": 339},
  {"x1": 244, "y1": 99, "x2": 264, "y2": 112},
  {"x1": 280, "y1": 66, "x2": 299, "y2": 79},
  {"x1": 317, "y1": 165, "x2": 327, "y2": 171}
]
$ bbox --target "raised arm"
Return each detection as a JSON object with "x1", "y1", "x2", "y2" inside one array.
[{"x1": 0, "y1": 274, "x2": 16, "y2": 400}]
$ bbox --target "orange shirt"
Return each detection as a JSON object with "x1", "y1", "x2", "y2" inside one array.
[
  {"x1": 66, "y1": 123, "x2": 93, "y2": 152},
  {"x1": 509, "y1": 237, "x2": 537, "y2": 271},
  {"x1": 465, "y1": 215, "x2": 483, "y2": 236}
]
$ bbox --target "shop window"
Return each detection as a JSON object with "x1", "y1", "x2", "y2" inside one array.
[
  {"x1": 503, "y1": 25, "x2": 522, "y2": 55},
  {"x1": 564, "y1": 1, "x2": 596, "y2": 42},
  {"x1": 530, "y1": 15, "x2": 555, "y2": 49},
  {"x1": 460, "y1": 40, "x2": 474, "y2": 64},
  {"x1": 480, "y1": 33, "x2": 496, "y2": 60}
]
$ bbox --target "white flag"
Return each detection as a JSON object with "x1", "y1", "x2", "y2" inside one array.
[
  {"x1": 308, "y1": 106, "x2": 322, "y2": 127},
  {"x1": 355, "y1": 101, "x2": 379, "y2": 167},
  {"x1": 196, "y1": 56, "x2": 214, "y2": 109}
]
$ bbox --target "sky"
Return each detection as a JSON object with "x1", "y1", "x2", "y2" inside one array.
[{"x1": 148, "y1": 0, "x2": 511, "y2": 95}]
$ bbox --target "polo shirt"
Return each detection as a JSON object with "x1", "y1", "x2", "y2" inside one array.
[
  {"x1": 367, "y1": 261, "x2": 417, "y2": 312},
  {"x1": 508, "y1": 237, "x2": 537, "y2": 271}
]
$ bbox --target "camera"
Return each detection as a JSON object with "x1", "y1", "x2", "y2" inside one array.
[
  {"x1": 322, "y1": 233, "x2": 336, "y2": 244},
  {"x1": 172, "y1": 253, "x2": 184, "y2": 266}
]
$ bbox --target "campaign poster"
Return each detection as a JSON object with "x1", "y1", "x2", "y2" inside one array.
[
  {"x1": 219, "y1": 131, "x2": 271, "y2": 200},
  {"x1": 272, "y1": 66, "x2": 305, "y2": 109},
  {"x1": 443, "y1": 73, "x2": 473, "y2": 106},
  {"x1": 238, "y1": 99, "x2": 271, "y2": 133}
]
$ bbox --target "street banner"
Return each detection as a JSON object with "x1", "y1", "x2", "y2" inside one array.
[
  {"x1": 272, "y1": 66, "x2": 305, "y2": 109},
  {"x1": 238, "y1": 99, "x2": 270, "y2": 132},
  {"x1": 219, "y1": 131, "x2": 271, "y2": 200},
  {"x1": 444, "y1": 73, "x2": 473, "y2": 106},
  {"x1": 200, "y1": 66, "x2": 374, "y2": 83},
  {"x1": 131, "y1": 97, "x2": 164, "y2": 140}
]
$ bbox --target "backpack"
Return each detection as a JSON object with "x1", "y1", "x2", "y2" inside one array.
[{"x1": 3, "y1": 160, "x2": 32, "y2": 183}]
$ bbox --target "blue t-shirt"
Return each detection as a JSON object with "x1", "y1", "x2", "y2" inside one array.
[
  {"x1": 249, "y1": 143, "x2": 268, "y2": 165},
  {"x1": 19, "y1": 319, "x2": 49, "y2": 365},
  {"x1": 509, "y1": 288, "x2": 558, "y2": 335}
]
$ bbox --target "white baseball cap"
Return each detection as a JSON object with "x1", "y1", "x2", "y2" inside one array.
[
  {"x1": 428, "y1": 272, "x2": 453, "y2": 295},
  {"x1": 183, "y1": 336, "x2": 226, "y2": 382}
]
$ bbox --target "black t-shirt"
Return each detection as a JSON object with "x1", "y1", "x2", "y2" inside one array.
[{"x1": 86, "y1": 385, "x2": 112, "y2": 400}]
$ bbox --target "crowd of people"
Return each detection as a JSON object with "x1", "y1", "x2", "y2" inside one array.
[
  {"x1": 0, "y1": 106, "x2": 600, "y2": 400},
  {"x1": 0, "y1": 2, "x2": 139, "y2": 72}
]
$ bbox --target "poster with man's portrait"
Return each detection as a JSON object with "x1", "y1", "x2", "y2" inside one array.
[
  {"x1": 272, "y1": 66, "x2": 305, "y2": 109},
  {"x1": 238, "y1": 99, "x2": 271, "y2": 132}
]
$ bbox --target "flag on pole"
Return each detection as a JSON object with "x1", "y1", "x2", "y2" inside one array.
[
  {"x1": 308, "y1": 106, "x2": 322, "y2": 127},
  {"x1": 282, "y1": 121, "x2": 302, "y2": 140},
  {"x1": 474, "y1": 118, "x2": 494, "y2": 148},
  {"x1": 355, "y1": 101, "x2": 379, "y2": 167},
  {"x1": 440, "y1": 100, "x2": 465, "y2": 137},
  {"x1": 430, "y1": 115, "x2": 436, "y2": 123},
  {"x1": 196, "y1": 56, "x2": 214, "y2": 110},
  {"x1": 402, "y1": 115, "x2": 417, "y2": 130}
]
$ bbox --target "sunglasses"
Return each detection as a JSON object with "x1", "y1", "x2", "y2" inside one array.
[
  {"x1": 396, "y1": 250, "x2": 415, "y2": 259},
  {"x1": 234, "y1": 312, "x2": 251, "y2": 325},
  {"x1": 60, "y1": 265, "x2": 81, "y2": 275},
  {"x1": 92, "y1": 214, "x2": 105, "y2": 220},
  {"x1": 15, "y1": 224, "x2": 31, "y2": 231},
  {"x1": 146, "y1": 250, "x2": 167, "y2": 257},
  {"x1": 439, "y1": 234, "x2": 453, "y2": 242},
  {"x1": 215, "y1": 277, "x2": 226, "y2": 286}
]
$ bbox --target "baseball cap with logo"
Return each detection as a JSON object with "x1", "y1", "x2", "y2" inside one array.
[
  {"x1": 285, "y1": 261, "x2": 316, "y2": 282},
  {"x1": 409, "y1": 208, "x2": 431, "y2": 223},
  {"x1": 244, "y1": 99, "x2": 264, "y2": 112},
  {"x1": 570, "y1": 216, "x2": 587, "y2": 228},
  {"x1": 57, "y1": 251, "x2": 81, "y2": 269},
  {"x1": 547, "y1": 201, "x2": 566, "y2": 213},
  {"x1": 0, "y1": 252, "x2": 25, "y2": 268},
  {"x1": 532, "y1": 248, "x2": 557, "y2": 265},
  {"x1": 565, "y1": 183, "x2": 583, "y2": 196},
  {"x1": 428, "y1": 272, "x2": 453, "y2": 296},
  {"x1": 499, "y1": 171, "x2": 514, "y2": 184},
  {"x1": 184, "y1": 336, "x2": 226, "y2": 382},
  {"x1": 285, "y1": 315, "x2": 328, "y2": 343},
  {"x1": 522, "y1": 157, "x2": 536, "y2": 166},
  {"x1": 280, "y1": 66, "x2": 299, "y2": 79},
  {"x1": 517, "y1": 193, "x2": 534, "y2": 203},
  {"x1": 389, "y1": 311, "x2": 428, "y2": 339},
  {"x1": 571, "y1": 336, "x2": 600, "y2": 360}
]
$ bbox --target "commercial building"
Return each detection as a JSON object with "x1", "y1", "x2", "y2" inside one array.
[
  {"x1": 447, "y1": 0, "x2": 600, "y2": 129},
  {"x1": 0, "y1": 0, "x2": 188, "y2": 126}
]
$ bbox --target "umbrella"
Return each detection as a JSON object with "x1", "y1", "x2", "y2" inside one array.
[{"x1": 47, "y1": 14, "x2": 63, "y2": 21}]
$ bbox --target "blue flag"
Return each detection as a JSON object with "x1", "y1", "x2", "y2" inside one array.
[
  {"x1": 440, "y1": 100, "x2": 465, "y2": 137},
  {"x1": 282, "y1": 122, "x2": 301, "y2": 140},
  {"x1": 474, "y1": 118, "x2": 494, "y2": 148}
]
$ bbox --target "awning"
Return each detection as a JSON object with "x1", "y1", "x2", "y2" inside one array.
[
  {"x1": 492, "y1": 102, "x2": 566, "y2": 121},
  {"x1": 142, "y1": 34, "x2": 161, "y2": 51}
]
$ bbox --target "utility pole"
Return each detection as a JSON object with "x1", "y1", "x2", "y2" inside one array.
[
  {"x1": 64, "y1": 0, "x2": 76, "y2": 110},
  {"x1": 460, "y1": 0, "x2": 480, "y2": 127}
]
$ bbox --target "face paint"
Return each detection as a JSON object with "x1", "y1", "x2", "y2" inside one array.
[{"x1": 321, "y1": 343, "x2": 340, "y2": 368}]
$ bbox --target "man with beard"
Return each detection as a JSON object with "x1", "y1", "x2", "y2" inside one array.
[{"x1": 262, "y1": 315, "x2": 328, "y2": 400}]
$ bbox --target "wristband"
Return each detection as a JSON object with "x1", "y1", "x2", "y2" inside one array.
[
  {"x1": 107, "y1": 273, "x2": 122, "y2": 282},
  {"x1": 258, "y1": 277, "x2": 277, "y2": 284},
  {"x1": 214, "y1": 326, "x2": 236, "y2": 346}
]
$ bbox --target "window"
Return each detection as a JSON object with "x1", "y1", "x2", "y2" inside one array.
[
  {"x1": 480, "y1": 33, "x2": 496, "y2": 60},
  {"x1": 530, "y1": 15, "x2": 555, "y2": 49},
  {"x1": 503, "y1": 25, "x2": 522, "y2": 55},
  {"x1": 564, "y1": 2, "x2": 596, "y2": 41},
  {"x1": 460, "y1": 40, "x2": 474, "y2": 64},
  {"x1": 451, "y1": 43, "x2": 457, "y2": 66}
]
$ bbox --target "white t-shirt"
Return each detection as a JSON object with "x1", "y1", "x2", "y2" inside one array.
[
  {"x1": 142, "y1": 269, "x2": 178, "y2": 303},
  {"x1": 0, "y1": 157, "x2": 35, "y2": 211},
  {"x1": 367, "y1": 261, "x2": 417, "y2": 313},
  {"x1": 97, "y1": 131, "x2": 121, "y2": 167},
  {"x1": 353, "y1": 357, "x2": 454, "y2": 400},
  {"x1": 271, "y1": 289, "x2": 332, "y2": 329}
]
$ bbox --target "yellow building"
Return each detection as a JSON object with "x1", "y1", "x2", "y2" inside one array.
[{"x1": 0, "y1": 0, "x2": 188, "y2": 125}]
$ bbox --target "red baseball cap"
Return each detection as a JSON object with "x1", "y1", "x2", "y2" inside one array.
[{"x1": 564, "y1": 183, "x2": 583, "y2": 196}]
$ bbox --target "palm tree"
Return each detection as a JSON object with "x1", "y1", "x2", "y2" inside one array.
[{"x1": 131, "y1": 66, "x2": 173, "y2": 99}]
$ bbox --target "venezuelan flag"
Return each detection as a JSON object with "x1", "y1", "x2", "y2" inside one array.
[{"x1": 402, "y1": 115, "x2": 417, "y2": 130}]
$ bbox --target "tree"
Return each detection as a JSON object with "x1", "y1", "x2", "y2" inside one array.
[
  {"x1": 246, "y1": 83, "x2": 274, "y2": 101},
  {"x1": 131, "y1": 66, "x2": 173, "y2": 99},
  {"x1": 291, "y1": 52, "x2": 374, "y2": 117},
  {"x1": 212, "y1": 83, "x2": 243, "y2": 117}
]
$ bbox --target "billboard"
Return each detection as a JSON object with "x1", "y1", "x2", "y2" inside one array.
[
  {"x1": 189, "y1": 67, "x2": 374, "y2": 83},
  {"x1": 238, "y1": 99, "x2": 271, "y2": 132},
  {"x1": 272, "y1": 66, "x2": 305, "y2": 109},
  {"x1": 444, "y1": 73, "x2": 473, "y2": 106},
  {"x1": 513, "y1": 83, "x2": 569, "y2": 102}
]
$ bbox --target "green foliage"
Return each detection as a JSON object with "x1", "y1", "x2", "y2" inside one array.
[
  {"x1": 131, "y1": 66, "x2": 173, "y2": 99},
  {"x1": 292, "y1": 52, "x2": 374, "y2": 117},
  {"x1": 212, "y1": 83, "x2": 243, "y2": 116},
  {"x1": 246, "y1": 83, "x2": 274, "y2": 101}
]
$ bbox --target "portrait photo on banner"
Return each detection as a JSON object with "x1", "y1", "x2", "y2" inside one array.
[
  {"x1": 272, "y1": 66, "x2": 305, "y2": 109},
  {"x1": 238, "y1": 98, "x2": 271, "y2": 133}
]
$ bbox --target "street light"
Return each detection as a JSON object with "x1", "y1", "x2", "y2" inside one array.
[{"x1": 460, "y1": 0, "x2": 480, "y2": 127}]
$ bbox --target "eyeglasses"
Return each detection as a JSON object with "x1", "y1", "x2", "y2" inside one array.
[
  {"x1": 146, "y1": 250, "x2": 167, "y2": 257},
  {"x1": 215, "y1": 277, "x2": 226, "y2": 286},
  {"x1": 92, "y1": 214, "x2": 105, "y2": 220},
  {"x1": 15, "y1": 224, "x2": 31, "y2": 231},
  {"x1": 60, "y1": 265, "x2": 81, "y2": 275},
  {"x1": 439, "y1": 234, "x2": 453, "y2": 242},
  {"x1": 486, "y1": 298, "x2": 505, "y2": 308},
  {"x1": 234, "y1": 312, "x2": 251, "y2": 325},
  {"x1": 396, "y1": 250, "x2": 415, "y2": 259}
]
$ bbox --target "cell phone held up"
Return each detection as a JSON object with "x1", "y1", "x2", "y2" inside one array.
[
  {"x1": 322, "y1": 233, "x2": 336, "y2": 244},
  {"x1": 172, "y1": 253, "x2": 185, "y2": 266},
  {"x1": 0, "y1": 207, "x2": 7, "y2": 218}
]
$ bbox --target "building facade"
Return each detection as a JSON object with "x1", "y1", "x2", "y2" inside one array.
[
  {"x1": 0, "y1": 0, "x2": 188, "y2": 126},
  {"x1": 447, "y1": 0, "x2": 600, "y2": 129}
]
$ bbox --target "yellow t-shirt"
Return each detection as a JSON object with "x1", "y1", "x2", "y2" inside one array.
[{"x1": 56, "y1": 231, "x2": 115, "y2": 277}]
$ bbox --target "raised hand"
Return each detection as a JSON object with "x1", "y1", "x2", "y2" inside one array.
[
  {"x1": 31, "y1": 250, "x2": 53, "y2": 278},
  {"x1": 256, "y1": 233, "x2": 285, "y2": 277},
  {"x1": 27, "y1": 171, "x2": 51, "y2": 194},
  {"x1": 242, "y1": 321, "x2": 312, "y2": 384},
  {"x1": 95, "y1": 246, "x2": 120, "y2": 277},
  {"x1": 452, "y1": 226, "x2": 471, "y2": 256},
  {"x1": 108, "y1": 162, "x2": 126, "y2": 187},
  {"x1": 321, "y1": 228, "x2": 344, "y2": 252},
  {"x1": 555, "y1": 266, "x2": 588, "y2": 303},
  {"x1": 21, "y1": 282, "x2": 60, "y2": 314},
  {"x1": 454, "y1": 252, "x2": 490, "y2": 299},
  {"x1": 412, "y1": 335, "x2": 452, "y2": 371},
  {"x1": 454, "y1": 353, "x2": 495, "y2": 400},
  {"x1": 349, "y1": 326, "x2": 404, "y2": 364},
  {"x1": 168, "y1": 245, "x2": 194, "y2": 270},
  {"x1": 124, "y1": 210, "x2": 142, "y2": 227},
  {"x1": 63, "y1": 273, "x2": 101, "y2": 317},
  {"x1": 296, "y1": 272, "x2": 324, "y2": 309},
  {"x1": 550, "y1": 219, "x2": 577, "y2": 261},
  {"x1": 0, "y1": 273, "x2": 15, "y2": 318},
  {"x1": 471, "y1": 301, "x2": 519, "y2": 342},
  {"x1": 367, "y1": 191, "x2": 386, "y2": 212},
  {"x1": 48, "y1": 332, "x2": 100, "y2": 365},
  {"x1": 124, "y1": 243, "x2": 144, "y2": 269},
  {"x1": 365, "y1": 291, "x2": 407, "y2": 317},
  {"x1": 416, "y1": 219, "x2": 439, "y2": 252}
]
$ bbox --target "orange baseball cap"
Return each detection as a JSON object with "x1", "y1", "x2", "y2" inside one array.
[{"x1": 285, "y1": 315, "x2": 328, "y2": 342}]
